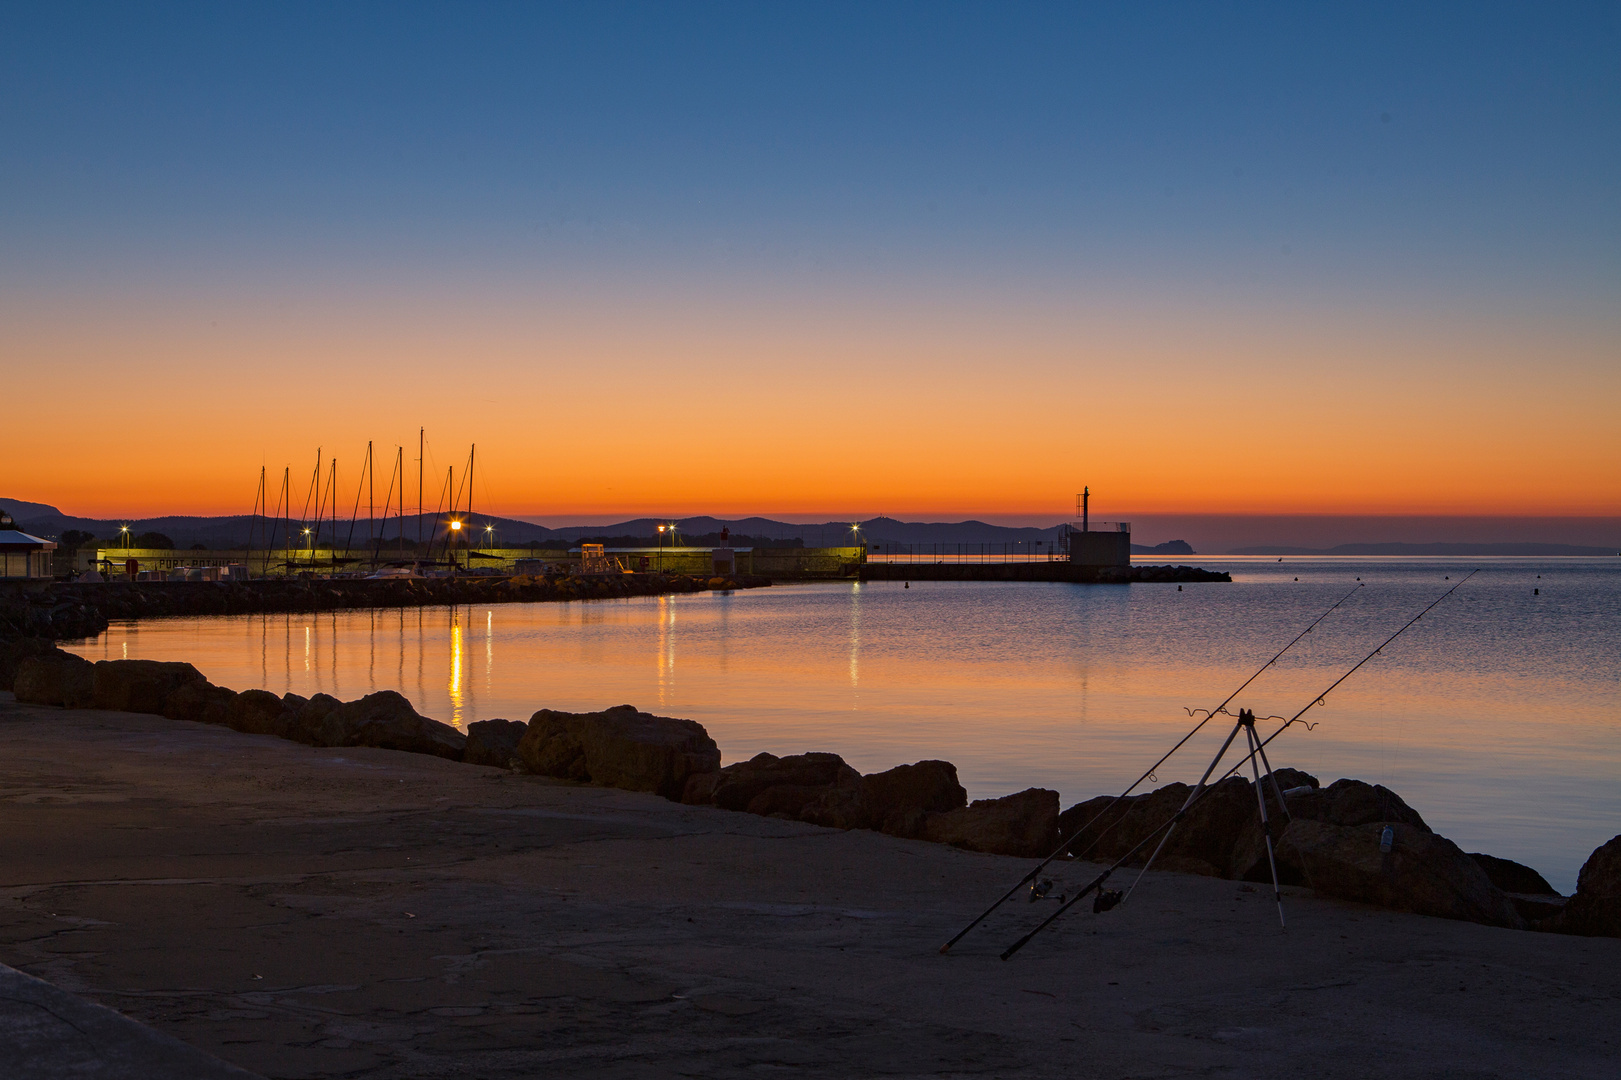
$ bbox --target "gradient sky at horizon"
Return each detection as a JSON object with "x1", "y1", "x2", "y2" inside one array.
[{"x1": 4, "y1": 2, "x2": 1617, "y2": 521}]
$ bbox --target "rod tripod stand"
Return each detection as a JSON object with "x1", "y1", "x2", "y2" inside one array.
[
  {"x1": 1125, "y1": 708, "x2": 1293, "y2": 927},
  {"x1": 997, "y1": 707, "x2": 1296, "y2": 960},
  {"x1": 952, "y1": 572, "x2": 1476, "y2": 961}
]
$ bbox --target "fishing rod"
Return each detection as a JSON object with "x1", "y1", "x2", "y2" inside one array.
[
  {"x1": 939, "y1": 582, "x2": 1364, "y2": 954},
  {"x1": 997, "y1": 570, "x2": 1477, "y2": 961},
  {"x1": 1206, "y1": 570, "x2": 1481, "y2": 790}
]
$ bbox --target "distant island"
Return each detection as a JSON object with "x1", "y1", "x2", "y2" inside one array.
[{"x1": 1130, "y1": 539, "x2": 1195, "y2": 556}]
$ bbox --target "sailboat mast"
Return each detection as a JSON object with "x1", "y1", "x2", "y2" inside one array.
[
  {"x1": 396, "y1": 447, "x2": 405, "y2": 557},
  {"x1": 281, "y1": 466, "x2": 291, "y2": 567},
  {"x1": 249, "y1": 466, "x2": 265, "y2": 577}
]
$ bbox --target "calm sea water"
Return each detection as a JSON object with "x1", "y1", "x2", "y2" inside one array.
[{"x1": 66, "y1": 557, "x2": 1619, "y2": 892}]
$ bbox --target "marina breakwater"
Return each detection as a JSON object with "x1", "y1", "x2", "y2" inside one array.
[
  {"x1": 0, "y1": 573, "x2": 771, "y2": 642},
  {"x1": 3, "y1": 643, "x2": 1618, "y2": 941},
  {"x1": 1, "y1": 562, "x2": 1226, "y2": 642}
]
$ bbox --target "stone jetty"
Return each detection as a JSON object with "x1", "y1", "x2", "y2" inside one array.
[{"x1": 0, "y1": 573, "x2": 771, "y2": 640}]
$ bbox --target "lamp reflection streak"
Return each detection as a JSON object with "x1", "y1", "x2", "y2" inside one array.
[
  {"x1": 656, "y1": 595, "x2": 675, "y2": 707},
  {"x1": 449, "y1": 616, "x2": 464, "y2": 729}
]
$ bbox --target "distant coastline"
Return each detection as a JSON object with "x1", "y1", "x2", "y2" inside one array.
[
  {"x1": 4, "y1": 498, "x2": 1616, "y2": 559},
  {"x1": 1225, "y1": 542, "x2": 1619, "y2": 557}
]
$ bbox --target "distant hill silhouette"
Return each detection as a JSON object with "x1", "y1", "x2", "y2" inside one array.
[
  {"x1": 1133, "y1": 539, "x2": 1195, "y2": 556},
  {"x1": 1, "y1": 500, "x2": 1070, "y2": 549},
  {"x1": 9, "y1": 497, "x2": 1608, "y2": 556}
]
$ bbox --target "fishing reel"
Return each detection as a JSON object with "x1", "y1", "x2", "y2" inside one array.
[
  {"x1": 1026, "y1": 878, "x2": 1066, "y2": 904},
  {"x1": 1093, "y1": 888, "x2": 1124, "y2": 914}
]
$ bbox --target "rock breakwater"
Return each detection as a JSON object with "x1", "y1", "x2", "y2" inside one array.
[
  {"x1": 0, "y1": 573, "x2": 770, "y2": 642},
  {"x1": 3, "y1": 638, "x2": 1615, "y2": 938}
]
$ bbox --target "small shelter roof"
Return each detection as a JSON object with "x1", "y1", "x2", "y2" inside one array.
[{"x1": 0, "y1": 530, "x2": 56, "y2": 551}]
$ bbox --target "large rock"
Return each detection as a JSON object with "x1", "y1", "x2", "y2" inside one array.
[
  {"x1": 1227, "y1": 770, "x2": 1320, "y2": 884},
  {"x1": 464, "y1": 718, "x2": 528, "y2": 768},
  {"x1": 223, "y1": 689, "x2": 291, "y2": 736},
  {"x1": 322, "y1": 691, "x2": 466, "y2": 760},
  {"x1": 281, "y1": 693, "x2": 343, "y2": 746},
  {"x1": 860, "y1": 759, "x2": 967, "y2": 837},
  {"x1": 1556, "y1": 835, "x2": 1621, "y2": 937},
  {"x1": 700, "y1": 751, "x2": 862, "y2": 819},
  {"x1": 923, "y1": 788, "x2": 1060, "y2": 858},
  {"x1": 1058, "y1": 771, "x2": 1427, "y2": 884},
  {"x1": 1056, "y1": 778, "x2": 1212, "y2": 862},
  {"x1": 13, "y1": 651, "x2": 96, "y2": 708},
  {"x1": 1266, "y1": 767, "x2": 1321, "y2": 795},
  {"x1": 517, "y1": 704, "x2": 719, "y2": 798},
  {"x1": 1159, "y1": 776, "x2": 1264, "y2": 877},
  {"x1": 1276, "y1": 819, "x2": 1521, "y2": 928},
  {"x1": 1057, "y1": 779, "x2": 1249, "y2": 875},
  {"x1": 1286, "y1": 778, "x2": 1430, "y2": 832},
  {"x1": 161, "y1": 681, "x2": 238, "y2": 726},
  {"x1": 0, "y1": 638, "x2": 58, "y2": 692},
  {"x1": 92, "y1": 660, "x2": 207, "y2": 714},
  {"x1": 1469, "y1": 853, "x2": 1558, "y2": 896},
  {"x1": 796, "y1": 780, "x2": 872, "y2": 830}
]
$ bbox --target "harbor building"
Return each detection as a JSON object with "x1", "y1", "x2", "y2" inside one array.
[{"x1": 0, "y1": 511, "x2": 56, "y2": 579}]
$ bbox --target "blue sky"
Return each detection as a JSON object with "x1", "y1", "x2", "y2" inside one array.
[
  {"x1": 6, "y1": 2, "x2": 1616, "y2": 299},
  {"x1": 3, "y1": 3, "x2": 1618, "y2": 521}
]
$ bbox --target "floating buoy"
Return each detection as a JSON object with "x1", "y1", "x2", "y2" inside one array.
[
  {"x1": 904, "y1": 582, "x2": 909, "y2": 588},
  {"x1": 1177, "y1": 584, "x2": 1182, "y2": 591},
  {"x1": 1534, "y1": 588, "x2": 1539, "y2": 595}
]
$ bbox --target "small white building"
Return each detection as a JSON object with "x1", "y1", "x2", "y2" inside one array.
[{"x1": 0, "y1": 511, "x2": 56, "y2": 578}]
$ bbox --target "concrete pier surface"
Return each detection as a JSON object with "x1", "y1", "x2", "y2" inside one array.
[
  {"x1": 0, "y1": 960, "x2": 261, "y2": 1079},
  {"x1": 0, "y1": 694, "x2": 1615, "y2": 1079}
]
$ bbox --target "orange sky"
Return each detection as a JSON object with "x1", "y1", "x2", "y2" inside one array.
[
  {"x1": 7, "y1": 6, "x2": 1620, "y2": 528},
  {"x1": 6, "y1": 282, "x2": 1618, "y2": 521}
]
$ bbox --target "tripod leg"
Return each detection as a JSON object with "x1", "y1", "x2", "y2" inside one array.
[
  {"x1": 1124, "y1": 819, "x2": 1181, "y2": 902},
  {"x1": 1126, "y1": 717, "x2": 1246, "y2": 903},
  {"x1": 1253, "y1": 734, "x2": 1293, "y2": 823},
  {"x1": 1244, "y1": 723, "x2": 1286, "y2": 928}
]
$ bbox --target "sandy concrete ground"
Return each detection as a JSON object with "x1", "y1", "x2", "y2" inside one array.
[
  {"x1": 0, "y1": 959, "x2": 260, "y2": 1079},
  {"x1": 1, "y1": 693, "x2": 1617, "y2": 1080}
]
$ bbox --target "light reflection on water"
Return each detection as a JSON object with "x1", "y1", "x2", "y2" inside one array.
[{"x1": 66, "y1": 556, "x2": 1620, "y2": 892}]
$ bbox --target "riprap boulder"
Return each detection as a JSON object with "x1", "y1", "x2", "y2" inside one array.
[
  {"x1": 923, "y1": 788, "x2": 1059, "y2": 858},
  {"x1": 464, "y1": 718, "x2": 528, "y2": 769},
  {"x1": 324, "y1": 690, "x2": 466, "y2": 760},
  {"x1": 92, "y1": 660, "x2": 207, "y2": 714},
  {"x1": 518, "y1": 704, "x2": 719, "y2": 799}
]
